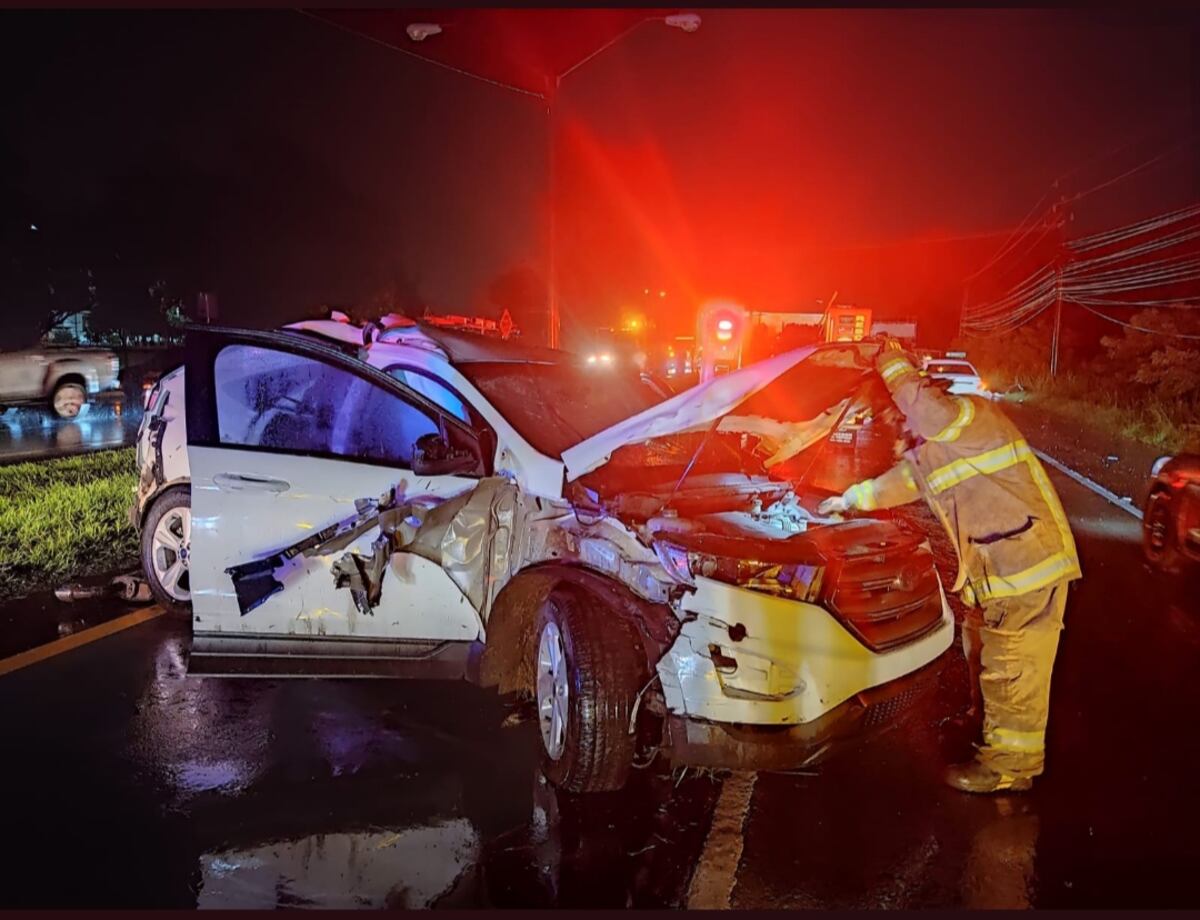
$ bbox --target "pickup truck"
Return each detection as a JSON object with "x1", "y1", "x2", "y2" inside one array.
[{"x1": 0, "y1": 345, "x2": 122, "y2": 419}]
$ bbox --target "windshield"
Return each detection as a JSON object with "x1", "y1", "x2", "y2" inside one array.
[{"x1": 460, "y1": 361, "x2": 666, "y2": 457}]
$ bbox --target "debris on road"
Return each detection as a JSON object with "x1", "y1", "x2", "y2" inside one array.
[{"x1": 54, "y1": 572, "x2": 153, "y2": 605}]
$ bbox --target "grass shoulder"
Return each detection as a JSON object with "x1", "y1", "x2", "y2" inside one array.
[{"x1": 0, "y1": 448, "x2": 139, "y2": 602}]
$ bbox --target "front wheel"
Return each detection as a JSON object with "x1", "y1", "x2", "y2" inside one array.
[
  {"x1": 532, "y1": 587, "x2": 647, "y2": 793},
  {"x1": 141, "y1": 487, "x2": 193, "y2": 615}
]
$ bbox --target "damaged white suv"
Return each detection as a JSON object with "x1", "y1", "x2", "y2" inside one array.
[{"x1": 133, "y1": 320, "x2": 953, "y2": 792}]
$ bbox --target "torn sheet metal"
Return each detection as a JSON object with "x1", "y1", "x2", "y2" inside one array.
[
  {"x1": 132, "y1": 394, "x2": 170, "y2": 526},
  {"x1": 321, "y1": 477, "x2": 523, "y2": 616},
  {"x1": 224, "y1": 485, "x2": 402, "y2": 614},
  {"x1": 224, "y1": 477, "x2": 524, "y2": 619}
]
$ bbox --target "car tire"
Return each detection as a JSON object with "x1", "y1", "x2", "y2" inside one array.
[
  {"x1": 1143, "y1": 488, "x2": 1181, "y2": 574},
  {"x1": 532, "y1": 586, "x2": 647, "y2": 794},
  {"x1": 141, "y1": 487, "x2": 193, "y2": 616},
  {"x1": 49, "y1": 380, "x2": 87, "y2": 419}
]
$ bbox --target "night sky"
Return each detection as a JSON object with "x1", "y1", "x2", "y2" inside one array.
[{"x1": 1, "y1": 8, "x2": 1196, "y2": 350}]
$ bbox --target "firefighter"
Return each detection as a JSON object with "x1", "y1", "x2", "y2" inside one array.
[{"x1": 818, "y1": 339, "x2": 1080, "y2": 793}]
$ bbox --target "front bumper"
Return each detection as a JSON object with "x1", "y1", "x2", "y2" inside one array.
[
  {"x1": 661, "y1": 654, "x2": 946, "y2": 772},
  {"x1": 657, "y1": 575, "x2": 954, "y2": 727}
]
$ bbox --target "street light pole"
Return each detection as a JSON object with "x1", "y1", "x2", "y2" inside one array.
[{"x1": 547, "y1": 76, "x2": 561, "y2": 348}]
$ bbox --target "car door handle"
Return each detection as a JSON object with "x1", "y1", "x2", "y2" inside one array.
[{"x1": 213, "y1": 472, "x2": 291, "y2": 494}]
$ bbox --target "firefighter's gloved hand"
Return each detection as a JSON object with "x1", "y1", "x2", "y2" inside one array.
[{"x1": 817, "y1": 495, "x2": 849, "y2": 516}]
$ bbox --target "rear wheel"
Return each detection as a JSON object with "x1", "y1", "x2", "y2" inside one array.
[
  {"x1": 50, "y1": 380, "x2": 86, "y2": 419},
  {"x1": 532, "y1": 587, "x2": 646, "y2": 793},
  {"x1": 1144, "y1": 488, "x2": 1181, "y2": 573},
  {"x1": 141, "y1": 487, "x2": 193, "y2": 615}
]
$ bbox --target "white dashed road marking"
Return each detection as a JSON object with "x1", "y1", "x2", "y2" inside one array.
[
  {"x1": 1032, "y1": 448, "x2": 1143, "y2": 520},
  {"x1": 686, "y1": 771, "x2": 758, "y2": 909}
]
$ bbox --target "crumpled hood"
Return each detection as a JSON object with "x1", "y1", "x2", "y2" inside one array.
[{"x1": 561, "y1": 346, "x2": 821, "y2": 482}]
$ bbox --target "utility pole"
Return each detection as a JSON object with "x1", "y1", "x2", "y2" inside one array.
[
  {"x1": 1049, "y1": 195, "x2": 1069, "y2": 378},
  {"x1": 546, "y1": 77, "x2": 560, "y2": 349}
]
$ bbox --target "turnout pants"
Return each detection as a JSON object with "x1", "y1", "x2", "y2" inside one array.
[{"x1": 960, "y1": 580, "x2": 1070, "y2": 779}]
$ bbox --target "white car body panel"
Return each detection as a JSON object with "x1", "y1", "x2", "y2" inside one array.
[
  {"x1": 188, "y1": 444, "x2": 481, "y2": 640},
  {"x1": 658, "y1": 575, "x2": 953, "y2": 725}
]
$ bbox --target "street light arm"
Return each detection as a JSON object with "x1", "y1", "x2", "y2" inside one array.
[
  {"x1": 555, "y1": 12, "x2": 698, "y2": 84},
  {"x1": 296, "y1": 9, "x2": 547, "y2": 100},
  {"x1": 555, "y1": 16, "x2": 654, "y2": 83}
]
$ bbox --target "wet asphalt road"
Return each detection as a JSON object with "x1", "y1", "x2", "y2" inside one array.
[
  {"x1": 0, "y1": 404, "x2": 141, "y2": 465},
  {"x1": 0, "y1": 466, "x2": 1197, "y2": 908}
]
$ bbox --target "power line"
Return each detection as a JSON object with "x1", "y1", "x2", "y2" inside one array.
[
  {"x1": 1066, "y1": 138, "x2": 1193, "y2": 205},
  {"x1": 963, "y1": 125, "x2": 1195, "y2": 288},
  {"x1": 1067, "y1": 203, "x2": 1200, "y2": 252},
  {"x1": 962, "y1": 191, "x2": 1055, "y2": 283},
  {"x1": 1069, "y1": 300, "x2": 1200, "y2": 340}
]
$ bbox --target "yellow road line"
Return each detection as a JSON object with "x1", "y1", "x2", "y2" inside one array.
[{"x1": 0, "y1": 605, "x2": 166, "y2": 678}]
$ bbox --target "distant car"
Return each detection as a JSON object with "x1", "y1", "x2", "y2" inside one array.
[
  {"x1": 0, "y1": 343, "x2": 121, "y2": 419},
  {"x1": 921, "y1": 358, "x2": 991, "y2": 398},
  {"x1": 1142, "y1": 454, "x2": 1200, "y2": 572}
]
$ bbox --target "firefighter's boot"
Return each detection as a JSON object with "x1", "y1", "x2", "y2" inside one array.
[{"x1": 944, "y1": 760, "x2": 1033, "y2": 794}]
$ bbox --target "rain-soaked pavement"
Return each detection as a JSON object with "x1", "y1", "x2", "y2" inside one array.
[
  {"x1": 0, "y1": 403, "x2": 141, "y2": 465},
  {"x1": 0, "y1": 465, "x2": 1197, "y2": 908}
]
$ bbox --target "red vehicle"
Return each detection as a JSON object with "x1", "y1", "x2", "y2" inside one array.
[{"x1": 1143, "y1": 454, "x2": 1200, "y2": 572}]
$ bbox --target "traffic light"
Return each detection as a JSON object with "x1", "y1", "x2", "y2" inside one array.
[{"x1": 697, "y1": 301, "x2": 747, "y2": 382}]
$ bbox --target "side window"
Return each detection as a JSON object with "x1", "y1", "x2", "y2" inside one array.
[
  {"x1": 387, "y1": 367, "x2": 471, "y2": 424},
  {"x1": 214, "y1": 344, "x2": 438, "y2": 467}
]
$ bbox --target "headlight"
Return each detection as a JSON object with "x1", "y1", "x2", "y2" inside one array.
[
  {"x1": 1151, "y1": 455, "x2": 1173, "y2": 477},
  {"x1": 652, "y1": 539, "x2": 824, "y2": 601},
  {"x1": 653, "y1": 541, "x2": 694, "y2": 585}
]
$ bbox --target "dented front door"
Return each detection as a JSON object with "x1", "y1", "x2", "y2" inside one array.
[{"x1": 184, "y1": 328, "x2": 485, "y2": 643}]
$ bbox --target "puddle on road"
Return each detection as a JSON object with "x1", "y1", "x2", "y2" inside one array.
[
  {"x1": 0, "y1": 404, "x2": 142, "y2": 463},
  {"x1": 199, "y1": 820, "x2": 482, "y2": 909}
]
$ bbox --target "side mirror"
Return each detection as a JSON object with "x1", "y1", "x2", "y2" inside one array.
[{"x1": 412, "y1": 432, "x2": 480, "y2": 477}]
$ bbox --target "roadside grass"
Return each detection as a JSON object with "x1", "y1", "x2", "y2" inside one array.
[
  {"x1": 991, "y1": 370, "x2": 1200, "y2": 455},
  {"x1": 0, "y1": 448, "x2": 139, "y2": 601}
]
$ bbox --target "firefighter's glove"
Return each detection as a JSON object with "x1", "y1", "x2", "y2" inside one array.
[{"x1": 817, "y1": 495, "x2": 849, "y2": 516}]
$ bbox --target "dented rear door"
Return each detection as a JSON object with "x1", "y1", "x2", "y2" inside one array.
[{"x1": 184, "y1": 327, "x2": 485, "y2": 644}]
